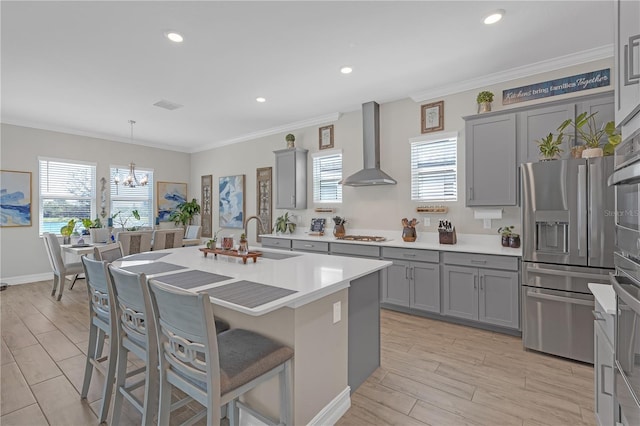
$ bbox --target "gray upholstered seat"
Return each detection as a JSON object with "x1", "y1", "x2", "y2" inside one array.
[
  {"x1": 152, "y1": 228, "x2": 184, "y2": 250},
  {"x1": 42, "y1": 232, "x2": 83, "y2": 300},
  {"x1": 147, "y1": 279, "x2": 293, "y2": 426},
  {"x1": 93, "y1": 241, "x2": 124, "y2": 263},
  {"x1": 183, "y1": 225, "x2": 202, "y2": 246},
  {"x1": 116, "y1": 230, "x2": 153, "y2": 255}
]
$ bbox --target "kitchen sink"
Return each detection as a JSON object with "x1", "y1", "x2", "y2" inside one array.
[{"x1": 260, "y1": 251, "x2": 300, "y2": 260}]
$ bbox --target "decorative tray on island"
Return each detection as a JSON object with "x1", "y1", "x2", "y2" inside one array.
[{"x1": 199, "y1": 248, "x2": 263, "y2": 264}]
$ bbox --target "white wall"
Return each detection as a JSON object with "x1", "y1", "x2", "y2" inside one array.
[
  {"x1": 0, "y1": 124, "x2": 190, "y2": 282},
  {"x1": 191, "y1": 58, "x2": 614, "y2": 244}
]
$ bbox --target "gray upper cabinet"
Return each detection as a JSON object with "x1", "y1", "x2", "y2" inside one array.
[
  {"x1": 465, "y1": 113, "x2": 517, "y2": 206},
  {"x1": 614, "y1": 0, "x2": 640, "y2": 126},
  {"x1": 518, "y1": 103, "x2": 575, "y2": 163},
  {"x1": 577, "y1": 95, "x2": 615, "y2": 130},
  {"x1": 274, "y1": 148, "x2": 308, "y2": 209}
]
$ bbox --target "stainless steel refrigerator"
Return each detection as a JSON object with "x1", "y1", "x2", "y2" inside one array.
[{"x1": 521, "y1": 156, "x2": 615, "y2": 363}]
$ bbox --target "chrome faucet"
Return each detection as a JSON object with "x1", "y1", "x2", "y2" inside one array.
[{"x1": 243, "y1": 215, "x2": 265, "y2": 236}]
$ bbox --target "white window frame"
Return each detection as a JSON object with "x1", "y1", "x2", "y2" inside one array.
[
  {"x1": 312, "y1": 149, "x2": 343, "y2": 203},
  {"x1": 109, "y1": 165, "x2": 155, "y2": 229},
  {"x1": 409, "y1": 132, "x2": 458, "y2": 202},
  {"x1": 38, "y1": 157, "x2": 97, "y2": 235}
]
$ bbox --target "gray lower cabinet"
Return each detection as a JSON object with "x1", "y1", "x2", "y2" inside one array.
[
  {"x1": 594, "y1": 320, "x2": 614, "y2": 426},
  {"x1": 442, "y1": 265, "x2": 477, "y2": 320},
  {"x1": 465, "y1": 113, "x2": 517, "y2": 206},
  {"x1": 260, "y1": 237, "x2": 292, "y2": 250},
  {"x1": 291, "y1": 239, "x2": 328, "y2": 253}
]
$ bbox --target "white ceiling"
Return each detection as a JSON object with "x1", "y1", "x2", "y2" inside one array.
[{"x1": 1, "y1": 1, "x2": 614, "y2": 153}]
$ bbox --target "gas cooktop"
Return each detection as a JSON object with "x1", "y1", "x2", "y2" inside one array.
[{"x1": 336, "y1": 235, "x2": 387, "y2": 242}]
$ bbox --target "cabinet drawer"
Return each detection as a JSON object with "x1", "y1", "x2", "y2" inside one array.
[
  {"x1": 292, "y1": 240, "x2": 329, "y2": 253},
  {"x1": 594, "y1": 298, "x2": 614, "y2": 345},
  {"x1": 382, "y1": 247, "x2": 439, "y2": 263},
  {"x1": 261, "y1": 237, "x2": 291, "y2": 250},
  {"x1": 330, "y1": 243, "x2": 380, "y2": 258},
  {"x1": 442, "y1": 252, "x2": 519, "y2": 271}
]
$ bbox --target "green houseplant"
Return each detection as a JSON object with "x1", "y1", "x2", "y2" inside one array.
[
  {"x1": 498, "y1": 226, "x2": 515, "y2": 247},
  {"x1": 169, "y1": 198, "x2": 201, "y2": 227},
  {"x1": 285, "y1": 133, "x2": 295, "y2": 149},
  {"x1": 536, "y1": 132, "x2": 564, "y2": 160},
  {"x1": 60, "y1": 219, "x2": 77, "y2": 244},
  {"x1": 112, "y1": 210, "x2": 141, "y2": 231},
  {"x1": 273, "y1": 212, "x2": 296, "y2": 234},
  {"x1": 558, "y1": 111, "x2": 620, "y2": 158},
  {"x1": 476, "y1": 91, "x2": 494, "y2": 113}
]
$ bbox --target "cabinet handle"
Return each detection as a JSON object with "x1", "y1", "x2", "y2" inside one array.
[
  {"x1": 470, "y1": 259, "x2": 486, "y2": 264},
  {"x1": 290, "y1": 195, "x2": 295, "y2": 206},
  {"x1": 403, "y1": 253, "x2": 416, "y2": 258},
  {"x1": 468, "y1": 187, "x2": 473, "y2": 201},
  {"x1": 624, "y1": 34, "x2": 640, "y2": 86},
  {"x1": 480, "y1": 276, "x2": 484, "y2": 290},
  {"x1": 405, "y1": 266, "x2": 410, "y2": 280},
  {"x1": 304, "y1": 244, "x2": 313, "y2": 248},
  {"x1": 474, "y1": 276, "x2": 477, "y2": 289},
  {"x1": 411, "y1": 266, "x2": 415, "y2": 280}
]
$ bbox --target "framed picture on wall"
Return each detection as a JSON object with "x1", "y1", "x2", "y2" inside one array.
[
  {"x1": 157, "y1": 181, "x2": 187, "y2": 222},
  {"x1": 0, "y1": 170, "x2": 32, "y2": 227},
  {"x1": 319, "y1": 125, "x2": 334, "y2": 150},
  {"x1": 256, "y1": 167, "x2": 272, "y2": 242},
  {"x1": 420, "y1": 100, "x2": 444, "y2": 134},
  {"x1": 219, "y1": 175, "x2": 245, "y2": 229},
  {"x1": 201, "y1": 175, "x2": 213, "y2": 238}
]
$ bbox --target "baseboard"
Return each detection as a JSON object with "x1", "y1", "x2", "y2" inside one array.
[
  {"x1": 1, "y1": 273, "x2": 52, "y2": 285},
  {"x1": 241, "y1": 386, "x2": 351, "y2": 426},
  {"x1": 307, "y1": 386, "x2": 351, "y2": 426}
]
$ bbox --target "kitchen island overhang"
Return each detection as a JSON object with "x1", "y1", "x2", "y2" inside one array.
[{"x1": 114, "y1": 246, "x2": 391, "y2": 425}]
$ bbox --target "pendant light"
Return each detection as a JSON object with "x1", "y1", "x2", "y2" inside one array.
[{"x1": 114, "y1": 120, "x2": 148, "y2": 188}]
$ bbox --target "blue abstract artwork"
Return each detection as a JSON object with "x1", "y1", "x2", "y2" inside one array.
[
  {"x1": 219, "y1": 175, "x2": 245, "y2": 229},
  {"x1": 1, "y1": 170, "x2": 32, "y2": 227},
  {"x1": 157, "y1": 182, "x2": 187, "y2": 222}
]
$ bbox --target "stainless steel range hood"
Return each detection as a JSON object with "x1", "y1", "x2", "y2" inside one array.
[{"x1": 341, "y1": 101, "x2": 397, "y2": 186}]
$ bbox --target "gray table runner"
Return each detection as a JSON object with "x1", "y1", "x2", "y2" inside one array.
[
  {"x1": 123, "y1": 252, "x2": 170, "y2": 261},
  {"x1": 153, "y1": 270, "x2": 233, "y2": 290},
  {"x1": 120, "y1": 262, "x2": 186, "y2": 275},
  {"x1": 199, "y1": 280, "x2": 297, "y2": 308}
]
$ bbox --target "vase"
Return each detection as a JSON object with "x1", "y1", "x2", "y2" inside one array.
[
  {"x1": 582, "y1": 147, "x2": 603, "y2": 158},
  {"x1": 238, "y1": 240, "x2": 248, "y2": 255},
  {"x1": 571, "y1": 146, "x2": 586, "y2": 159},
  {"x1": 509, "y1": 235, "x2": 521, "y2": 249},
  {"x1": 63, "y1": 236, "x2": 71, "y2": 245},
  {"x1": 402, "y1": 227, "x2": 417, "y2": 242},
  {"x1": 287, "y1": 140, "x2": 295, "y2": 149},
  {"x1": 478, "y1": 102, "x2": 491, "y2": 113},
  {"x1": 501, "y1": 235, "x2": 510, "y2": 247},
  {"x1": 333, "y1": 224, "x2": 346, "y2": 238}
]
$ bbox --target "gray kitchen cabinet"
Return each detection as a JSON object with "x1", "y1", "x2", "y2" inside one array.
[
  {"x1": 291, "y1": 239, "x2": 328, "y2": 253},
  {"x1": 274, "y1": 147, "x2": 307, "y2": 209},
  {"x1": 614, "y1": 0, "x2": 640, "y2": 127},
  {"x1": 594, "y1": 320, "x2": 614, "y2": 426},
  {"x1": 382, "y1": 247, "x2": 440, "y2": 313},
  {"x1": 519, "y1": 103, "x2": 575, "y2": 163},
  {"x1": 330, "y1": 242, "x2": 381, "y2": 258},
  {"x1": 577, "y1": 95, "x2": 615, "y2": 131},
  {"x1": 442, "y1": 265, "x2": 477, "y2": 320},
  {"x1": 260, "y1": 236, "x2": 292, "y2": 250},
  {"x1": 465, "y1": 113, "x2": 517, "y2": 206},
  {"x1": 478, "y1": 269, "x2": 519, "y2": 329}
]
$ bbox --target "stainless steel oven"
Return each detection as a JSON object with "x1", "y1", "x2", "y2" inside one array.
[{"x1": 609, "y1": 129, "x2": 640, "y2": 260}]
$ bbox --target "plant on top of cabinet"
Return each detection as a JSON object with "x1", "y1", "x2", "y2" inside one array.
[
  {"x1": 557, "y1": 111, "x2": 620, "y2": 158},
  {"x1": 285, "y1": 133, "x2": 295, "y2": 149},
  {"x1": 536, "y1": 132, "x2": 564, "y2": 160},
  {"x1": 476, "y1": 90, "x2": 494, "y2": 113},
  {"x1": 274, "y1": 212, "x2": 296, "y2": 234}
]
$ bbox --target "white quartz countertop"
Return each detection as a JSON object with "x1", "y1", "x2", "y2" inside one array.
[
  {"x1": 260, "y1": 229, "x2": 522, "y2": 257},
  {"x1": 588, "y1": 283, "x2": 616, "y2": 315},
  {"x1": 113, "y1": 246, "x2": 391, "y2": 316}
]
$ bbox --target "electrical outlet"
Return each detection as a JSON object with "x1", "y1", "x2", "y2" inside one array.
[
  {"x1": 423, "y1": 217, "x2": 431, "y2": 228},
  {"x1": 333, "y1": 301, "x2": 341, "y2": 323},
  {"x1": 483, "y1": 219, "x2": 492, "y2": 229}
]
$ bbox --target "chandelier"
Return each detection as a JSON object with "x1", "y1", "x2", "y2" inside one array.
[{"x1": 114, "y1": 120, "x2": 148, "y2": 188}]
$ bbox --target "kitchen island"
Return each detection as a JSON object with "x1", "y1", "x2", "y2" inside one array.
[{"x1": 114, "y1": 245, "x2": 391, "y2": 425}]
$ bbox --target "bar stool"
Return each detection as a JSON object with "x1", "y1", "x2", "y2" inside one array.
[{"x1": 147, "y1": 279, "x2": 294, "y2": 426}]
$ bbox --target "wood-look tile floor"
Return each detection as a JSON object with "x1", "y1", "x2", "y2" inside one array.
[{"x1": 1, "y1": 280, "x2": 596, "y2": 425}]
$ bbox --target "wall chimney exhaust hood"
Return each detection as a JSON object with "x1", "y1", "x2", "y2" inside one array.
[{"x1": 341, "y1": 101, "x2": 397, "y2": 186}]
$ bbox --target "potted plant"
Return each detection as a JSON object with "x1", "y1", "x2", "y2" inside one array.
[
  {"x1": 238, "y1": 232, "x2": 249, "y2": 254},
  {"x1": 558, "y1": 112, "x2": 620, "y2": 158},
  {"x1": 509, "y1": 232, "x2": 521, "y2": 249},
  {"x1": 476, "y1": 91, "x2": 494, "y2": 113},
  {"x1": 498, "y1": 226, "x2": 514, "y2": 247},
  {"x1": 169, "y1": 198, "x2": 201, "y2": 227},
  {"x1": 332, "y1": 216, "x2": 347, "y2": 238},
  {"x1": 273, "y1": 212, "x2": 296, "y2": 234},
  {"x1": 112, "y1": 210, "x2": 141, "y2": 231},
  {"x1": 285, "y1": 133, "x2": 295, "y2": 149},
  {"x1": 536, "y1": 132, "x2": 564, "y2": 160},
  {"x1": 60, "y1": 219, "x2": 77, "y2": 244}
]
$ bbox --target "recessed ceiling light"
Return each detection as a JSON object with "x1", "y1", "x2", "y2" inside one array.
[
  {"x1": 483, "y1": 9, "x2": 505, "y2": 25},
  {"x1": 256, "y1": 97, "x2": 266, "y2": 103},
  {"x1": 340, "y1": 66, "x2": 353, "y2": 74},
  {"x1": 165, "y1": 31, "x2": 184, "y2": 43}
]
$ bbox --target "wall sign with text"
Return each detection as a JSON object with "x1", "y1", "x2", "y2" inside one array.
[{"x1": 502, "y1": 68, "x2": 610, "y2": 105}]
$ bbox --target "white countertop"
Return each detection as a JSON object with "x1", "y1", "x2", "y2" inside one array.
[
  {"x1": 588, "y1": 283, "x2": 616, "y2": 315},
  {"x1": 113, "y1": 246, "x2": 391, "y2": 316},
  {"x1": 260, "y1": 229, "x2": 523, "y2": 257}
]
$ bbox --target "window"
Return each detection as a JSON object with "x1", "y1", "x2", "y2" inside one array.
[
  {"x1": 410, "y1": 133, "x2": 457, "y2": 201},
  {"x1": 39, "y1": 158, "x2": 96, "y2": 234},
  {"x1": 110, "y1": 166, "x2": 154, "y2": 229},
  {"x1": 312, "y1": 150, "x2": 342, "y2": 203}
]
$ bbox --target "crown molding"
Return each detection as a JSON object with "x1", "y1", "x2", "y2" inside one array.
[
  {"x1": 410, "y1": 44, "x2": 614, "y2": 103},
  {"x1": 190, "y1": 112, "x2": 342, "y2": 153}
]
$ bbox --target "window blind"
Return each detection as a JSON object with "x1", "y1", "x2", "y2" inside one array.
[
  {"x1": 39, "y1": 158, "x2": 96, "y2": 234},
  {"x1": 110, "y1": 166, "x2": 154, "y2": 229},
  {"x1": 410, "y1": 136, "x2": 457, "y2": 201},
  {"x1": 313, "y1": 152, "x2": 342, "y2": 203}
]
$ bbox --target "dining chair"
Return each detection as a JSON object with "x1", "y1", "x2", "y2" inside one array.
[
  {"x1": 183, "y1": 225, "x2": 202, "y2": 247},
  {"x1": 116, "y1": 230, "x2": 153, "y2": 256},
  {"x1": 42, "y1": 232, "x2": 84, "y2": 300},
  {"x1": 147, "y1": 279, "x2": 294, "y2": 426},
  {"x1": 94, "y1": 242, "x2": 124, "y2": 262},
  {"x1": 151, "y1": 228, "x2": 184, "y2": 251},
  {"x1": 80, "y1": 256, "x2": 117, "y2": 423},
  {"x1": 89, "y1": 228, "x2": 111, "y2": 244}
]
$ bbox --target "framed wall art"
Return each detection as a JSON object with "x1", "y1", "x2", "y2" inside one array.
[
  {"x1": 157, "y1": 181, "x2": 187, "y2": 222},
  {"x1": 256, "y1": 167, "x2": 272, "y2": 242},
  {"x1": 0, "y1": 170, "x2": 32, "y2": 227},
  {"x1": 421, "y1": 100, "x2": 444, "y2": 134},
  {"x1": 319, "y1": 124, "x2": 334, "y2": 150},
  {"x1": 219, "y1": 175, "x2": 245, "y2": 229},
  {"x1": 201, "y1": 175, "x2": 213, "y2": 238}
]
